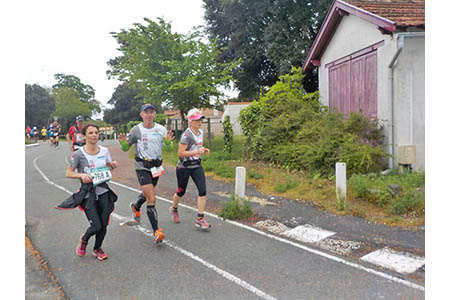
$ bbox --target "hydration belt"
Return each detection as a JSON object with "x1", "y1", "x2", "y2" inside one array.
[
  {"x1": 182, "y1": 159, "x2": 201, "y2": 167},
  {"x1": 135, "y1": 157, "x2": 162, "y2": 169}
]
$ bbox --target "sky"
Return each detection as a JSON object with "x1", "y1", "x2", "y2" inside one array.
[{"x1": 23, "y1": 0, "x2": 212, "y2": 112}]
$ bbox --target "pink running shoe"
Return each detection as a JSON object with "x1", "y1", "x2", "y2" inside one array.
[
  {"x1": 76, "y1": 238, "x2": 87, "y2": 257},
  {"x1": 169, "y1": 207, "x2": 180, "y2": 223},
  {"x1": 92, "y1": 248, "x2": 108, "y2": 261},
  {"x1": 195, "y1": 217, "x2": 211, "y2": 229}
]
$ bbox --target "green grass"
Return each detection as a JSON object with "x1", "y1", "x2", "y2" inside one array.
[
  {"x1": 348, "y1": 170, "x2": 425, "y2": 216},
  {"x1": 162, "y1": 133, "x2": 425, "y2": 228},
  {"x1": 218, "y1": 194, "x2": 253, "y2": 220},
  {"x1": 163, "y1": 135, "x2": 246, "y2": 179}
]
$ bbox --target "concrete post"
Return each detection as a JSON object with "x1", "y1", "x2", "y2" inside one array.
[
  {"x1": 235, "y1": 167, "x2": 246, "y2": 204},
  {"x1": 335, "y1": 162, "x2": 346, "y2": 210}
]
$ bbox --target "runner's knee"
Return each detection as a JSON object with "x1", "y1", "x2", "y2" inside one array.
[{"x1": 176, "y1": 187, "x2": 185, "y2": 197}]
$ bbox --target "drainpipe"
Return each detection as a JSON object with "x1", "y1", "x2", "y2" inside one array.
[
  {"x1": 387, "y1": 32, "x2": 425, "y2": 169},
  {"x1": 387, "y1": 35, "x2": 404, "y2": 169}
]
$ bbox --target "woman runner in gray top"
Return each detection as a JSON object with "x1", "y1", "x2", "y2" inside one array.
[
  {"x1": 170, "y1": 108, "x2": 211, "y2": 229},
  {"x1": 65, "y1": 124, "x2": 118, "y2": 260}
]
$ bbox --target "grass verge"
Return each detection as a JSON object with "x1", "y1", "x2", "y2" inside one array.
[{"x1": 163, "y1": 135, "x2": 424, "y2": 228}]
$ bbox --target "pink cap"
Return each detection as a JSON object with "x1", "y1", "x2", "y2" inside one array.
[{"x1": 188, "y1": 112, "x2": 205, "y2": 121}]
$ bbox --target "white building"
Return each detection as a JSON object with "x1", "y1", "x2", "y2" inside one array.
[
  {"x1": 303, "y1": 0, "x2": 425, "y2": 170},
  {"x1": 221, "y1": 102, "x2": 252, "y2": 135}
]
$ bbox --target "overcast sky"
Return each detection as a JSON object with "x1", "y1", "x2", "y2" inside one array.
[{"x1": 24, "y1": 0, "x2": 211, "y2": 110}]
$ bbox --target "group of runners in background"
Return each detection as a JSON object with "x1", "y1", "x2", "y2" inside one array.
[
  {"x1": 55, "y1": 104, "x2": 211, "y2": 261},
  {"x1": 25, "y1": 120, "x2": 61, "y2": 147}
]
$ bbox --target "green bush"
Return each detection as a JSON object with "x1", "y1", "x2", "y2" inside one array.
[
  {"x1": 218, "y1": 195, "x2": 252, "y2": 220},
  {"x1": 223, "y1": 115, "x2": 233, "y2": 153},
  {"x1": 239, "y1": 66, "x2": 389, "y2": 177},
  {"x1": 349, "y1": 175, "x2": 370, "y2": 198},
  {"x1": 390, "y1": 189, "x2": 425, "y2": 215}
]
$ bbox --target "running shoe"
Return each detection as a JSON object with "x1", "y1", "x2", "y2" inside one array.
[
  {"x1": 169, "y1": 206, "x2": 180, "y2": 223},
  {"x1": 76, "y1": 238, "x2": 87, "y2": 257},
  {"x1": 195, "y1": 218, "x2": 211, "y2": 229},
  {"x1": 92, "y1": 248, "x2": 108, "y2": 261},
  {"x1": 153, "y1": 228, "x2": 165, "y2": 243},
  {"x1": 130, "y1": 202, "x2": 141, "y2": 222}
]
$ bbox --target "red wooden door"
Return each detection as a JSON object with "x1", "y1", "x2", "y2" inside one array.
[{"x1": 328, "y1": 50, "x2": 377, "y2": 119}]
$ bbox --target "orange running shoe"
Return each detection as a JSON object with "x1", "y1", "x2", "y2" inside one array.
[
  {"x1": 153, "y1": 228, "x2": 165, "y2": 243},
  {"x1": 130, "y1": 202, "x2": 141, "y2": 222}
]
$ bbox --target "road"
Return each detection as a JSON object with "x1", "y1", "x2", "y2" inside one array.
[{"x1": 25, "y1": 141, "x2": 425, "y2": 299}]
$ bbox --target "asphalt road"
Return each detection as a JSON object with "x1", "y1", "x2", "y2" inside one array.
[{"x1": 25, "y1": 141, "x2": 425, "y2": 299}]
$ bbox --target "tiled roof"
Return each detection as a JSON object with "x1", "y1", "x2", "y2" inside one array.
[{"x1": 346, "y1": 0, "x2": 425, "y2": 27}]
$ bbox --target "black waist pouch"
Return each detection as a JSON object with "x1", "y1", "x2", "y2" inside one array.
[{"x1": 136, "y1": 157, "x2": 162, "y2": 168}]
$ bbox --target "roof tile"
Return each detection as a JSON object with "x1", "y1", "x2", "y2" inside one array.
[{"x1": 345, "y1": 0, "x2": 425, "y2": 27}]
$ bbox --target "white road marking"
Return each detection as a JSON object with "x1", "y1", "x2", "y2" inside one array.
[
  {"x1": 361, "y1": 248, "x2": 425, "y2": 274},
  {"x1": 281, "y1": 224, "x2": 336, "y2": 243},
  {"x1": 34, "y1": 155, "x2": 278, "y2": 300},
  {"x1": 32, "y1": 154, "x2": 425, "y2": 292}
]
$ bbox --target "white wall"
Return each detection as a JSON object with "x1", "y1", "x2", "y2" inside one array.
[
  {"x1": 393, "y1": 34, "x2": 425, "y2": 169},
  {"x1": 222, "y1": 104, "x2": 250, "y2": 135}
]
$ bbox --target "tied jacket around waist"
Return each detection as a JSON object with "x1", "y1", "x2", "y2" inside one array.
[{"x1": 55, "y1": 182, "x2": 118, "y2": 211}]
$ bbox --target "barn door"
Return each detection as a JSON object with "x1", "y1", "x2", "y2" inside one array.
[{"x1": 328, "y1": 50, "x2": 377, "y2": 119}]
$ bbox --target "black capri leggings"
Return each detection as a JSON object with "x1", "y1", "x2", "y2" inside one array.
[
  {"x1": 176, "y1": 166, "x2": 207, "y2": 197},
  {"x1": 82, "y1": 192, "x2": 114, "y2": 250}
]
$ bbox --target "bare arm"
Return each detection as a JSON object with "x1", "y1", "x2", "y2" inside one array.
[
  {"x1": 178, "y1": 143, "x2": 210, "y2": 158},
  {"x1": 66, "y1": 165, "x2": 92, "y2": 183}
]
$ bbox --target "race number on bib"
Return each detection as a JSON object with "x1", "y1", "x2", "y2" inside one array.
[
  {"x1": 150, "y1": 166, "x2": 165, "y2": 177},
  {"x1": 90, "y1": 167, "x2": 112, "y2": 186}
]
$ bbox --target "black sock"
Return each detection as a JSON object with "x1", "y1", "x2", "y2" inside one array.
[
  {"x1": 197, "y1": 213, "x2": 204, "y2": 219},
  {"x1": 136, "y1": 193, "x2": 146, "y2": 210},
  {"x1": 146, "y1": 205, "x2": 159, "y2": 232},
  {"x1": 172, "y1": 206, "x2": 178, "y2": 212}
]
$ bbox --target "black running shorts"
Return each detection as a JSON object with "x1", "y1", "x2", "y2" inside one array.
[{"x1": 135, "y1": 169, "x2": 159, "y2": 186}]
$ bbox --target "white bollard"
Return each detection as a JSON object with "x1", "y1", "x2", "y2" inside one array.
[
  {"x1": 235, "y1": 167, "x2": 246, "y2": 203},
  {"x1": 335, "y1": 162, "x2": 346, "y2": 210}
]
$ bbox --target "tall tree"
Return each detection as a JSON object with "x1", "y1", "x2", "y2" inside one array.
[
  {"x1": 25, "y1": 84, "x2": 55, "y2": 128},
  {"x1": 103, "y1": 83, "x2": 146, "y2": 125},
  {"x1": 107, "y1": 17, "x2": 235, "y2": 125},
  {"x1": 52, "y1": 87, "x2": 92, "y2": 132},
  {"x1": 52, "y1": 73, "x2": 102, "y2": 118},
  {"x1": 203, "y1": 0, "x2": 332, "y2": 99}
]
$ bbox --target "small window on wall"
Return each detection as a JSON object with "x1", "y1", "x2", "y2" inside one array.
[{"x1": 328, "y1": 50, "x2": 377, "y2": 119}]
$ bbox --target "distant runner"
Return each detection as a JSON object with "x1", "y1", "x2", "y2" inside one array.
[{"x1": 66, "y1": 116, "x2": 85, "y2": 151}]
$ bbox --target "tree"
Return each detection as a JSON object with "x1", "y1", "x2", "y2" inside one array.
[
  {"x1": 203, "y1": 0, "x2": 332, "y2": 98},
  {"x1": 52, "y1": 87, "x2": 92, "y2": 132},
  {"x1": 52, "y1": 73, "x2": 102, "y2": 118},
  {"x1": 107, "y1": 17, "x2": 235, "y2": 127},
  {"x1": 25, "y1": 84, "x2": 55, "y2": 128},
  {"x1": 103, "y1": 83, "x2": 146, "y2": 125}
]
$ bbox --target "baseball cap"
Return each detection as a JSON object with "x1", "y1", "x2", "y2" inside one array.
[
  {"x1": 140, "y1": 103, "x2": 156, "y2": 112},
  {"x1": 188, "y1": 112, "x2": 205, "y2": 121},
  {"x1": 76, "y1": 116, "x2": 84, "y2": 121}
]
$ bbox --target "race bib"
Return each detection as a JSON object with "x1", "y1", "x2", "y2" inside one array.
[
  {"x1": 150, "y1": 166, "x2": 165, "y2": 177},
  {"x1": 89, "y1": 167, "x2": 112, "y2": 186},
  {"x1": 75, "y1": 133, "x2": 84, "y2": 144}
]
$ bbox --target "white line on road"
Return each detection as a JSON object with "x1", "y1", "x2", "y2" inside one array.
[
  {"x1": 34, "y1": 154, "x2": 425, "y2": 292},
  {"x1": 33, "y1": 155, "x2": 278, "y2": 300},
  {"x1": 110, "y1": 180, "x2": 425, "y2": 292}
]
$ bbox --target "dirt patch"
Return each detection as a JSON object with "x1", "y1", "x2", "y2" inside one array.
[{"x1": 25, "y1": 235, "x2": 67, "y2": 299}]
